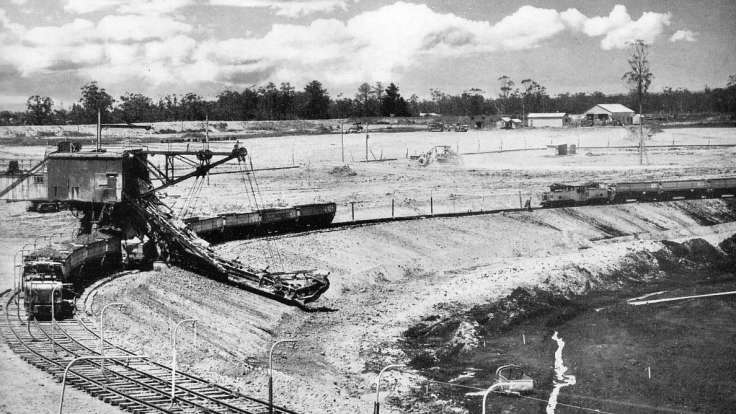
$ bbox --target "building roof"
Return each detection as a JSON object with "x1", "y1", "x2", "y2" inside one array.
[
  {"x1": 585, "y1": 104, "x2": 635, "y2": 115},
  {"x1": 527, "y1": 112, "x2": 567, "y2": 119},
  {"x1": 48, "y1": 150, "x2": 125, "y2": 160}
]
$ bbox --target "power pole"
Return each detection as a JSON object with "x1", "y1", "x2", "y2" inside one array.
[
  {"x1": 96, "y1": 108, "x2": 101, "y2": 151},
  {"x1": 639, "y1": 104, "x2": 644, "y2": 165},
  {"x1": 341, "y1": 122, "x2": 345, "y2": 164}
]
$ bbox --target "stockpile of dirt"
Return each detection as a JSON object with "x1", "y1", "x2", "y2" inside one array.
[{"x1": 328, "y1": 165, "x2": 357, "y2": 176}]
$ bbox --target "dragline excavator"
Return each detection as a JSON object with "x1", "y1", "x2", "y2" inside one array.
[
  {"x1": 120, "y1": 146, "x2": 330, "y2": 306},
  {"x1": 2, "y1": 139, "x2": 330, "y2": 306}
]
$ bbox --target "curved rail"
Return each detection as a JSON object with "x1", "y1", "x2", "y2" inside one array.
[
  {"x1": 0, "y1": 289, "x2": 299, "y2": 414},
  {"x1": 228, "y1": 193, "x2": 736, "y2": 244},
  {"x1": 76, "y1": 274, "x2": 298, "y2": 412}
]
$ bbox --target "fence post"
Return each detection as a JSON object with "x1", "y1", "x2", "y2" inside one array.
[
  {"x1": 391, "y1": 199, "x2": 394, "y2": 218},
  {"x1": 430, "y1": 197, "x2": 433, "y2": 215},
  {"x1": 351, "y1": 201, "x2": 355, "y2": 222}
]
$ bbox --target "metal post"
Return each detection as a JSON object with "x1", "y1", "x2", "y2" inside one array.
[
  {"x1": 351, "y1": 201, "x2": 355, "y2": 222},
  {"x1": 16, "y1": 245, "x2": 32, "y2": 292},
  {"x1": 481, "y1": 382, "x2": 511, "y2": 414},
  {"x1": 170, "y1": 318, "x2": 197, "y2": 405},
  {"x1": 391, "y1": 198, "x2": 394, "y2": 218},
  {"x1": 96, "y1": 108, "x2": 101, "y2": 152},
  {"x1": 59, "y1": 355, "x2": 147, "y2": 414},
  {"x1": 99, "y1": 303, "x2": 125, "y2": 370},
  {"x1": 50, "y1": 284, "x2": 60, "y2": 354},
  {"x1": 204, "y1": 114, "x2": 209, "y2": 150},
  {"x1": 340, "y1": 123, "x2": 345, "y2": 163},
  {"x1": 639, "y1": 105, "x2": 644, "y2": 165},
  {"x1": 269, "y1": 339, "x2": 297, "y2": 414},
  {"x1": 430, "y1": 196, "x2": 433, "y2": 215},
  {"x1": 365, "y1": 134, "x2": 369, "y2": 161},
  {"x1": 374, "y1": 364, "x2": 404, "y2": 414}
]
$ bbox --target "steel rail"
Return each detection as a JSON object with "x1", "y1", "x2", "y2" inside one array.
[
  {"x1": 29, "y1": 319, "x2": 222, "y2": 414},
  {"x1": 76, "y1": 278, "x2": 300, "y2": 413},
  {"x1": 74, "y1": 314, "x2": 300, "y2": 414},
  {"x1": 0, "y1": 290, "x2": 172, "y2": 414},
  {"x1": 223, "y1": 192, "x2": 736, "y2": 244},
  {"x1": 4, "y1": 289, "x2": 299, "y2": 414}
]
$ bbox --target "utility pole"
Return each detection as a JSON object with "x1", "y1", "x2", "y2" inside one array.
[
  {"x1": 204, "y1": 114, "x2": 209, "y2": 150},
  {"x1": 96, "y1": 108, "x2": 101, "y2": 151},
  {"x1": 341, "y1": 122, "x2": 345, "y2": 164},
  {"x1": 639, "y1": 107, "x2": 644, "y2": 165}
]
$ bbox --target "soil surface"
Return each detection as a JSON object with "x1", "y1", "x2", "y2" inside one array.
[
  {"x1": 92, "y1": 202, "x2": 736, "y2": 413},
  {"x1": 1, "y1": 127, "x2": 735, "y2": 413}
]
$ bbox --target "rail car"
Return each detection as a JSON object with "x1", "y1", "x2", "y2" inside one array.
[
  {"x1": 22, "y1": 233, "x2": 121, "y2": 319},
  {"x1": 184, "y1": 202, "x2": 337, "y2": 242},
  {"x1": 540, "y1": 182, "x2": 611, "y2": 207},
  {"x1": 541, "y1": 177, "x2": 736, "y2": 207}
]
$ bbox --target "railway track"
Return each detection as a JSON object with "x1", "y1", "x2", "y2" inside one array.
[
  {"x1": 0, "y1": 289, "x2": 300, "y2": 414},
  {"x1": 235, "y1": 194, "x2": 736, "y2": 243}
]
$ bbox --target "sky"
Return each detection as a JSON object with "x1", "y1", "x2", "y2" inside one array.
[{"x1": 0, "y1": 0, "x2": 734, "y2": 111}]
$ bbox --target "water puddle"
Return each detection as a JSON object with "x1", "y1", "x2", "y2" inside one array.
[{"x1": 546, "y1": 331, "x2": 576, "y2": 414}]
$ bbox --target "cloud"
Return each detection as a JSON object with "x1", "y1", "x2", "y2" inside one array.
[
  {"x1": 96, "y1": 14, "x2": 192, "y2": 41},
  {"x1": 0, "y1": 11, "x2": 193, "y2": 78},
  {"x1": 63, "y1": 0, "x2": 124, "y2": 14},
  {"x1": 209, "y1": 0, "x2": 350, "y2": 18},
  {"x1": 0, "y1": 1, "x2": 691, "y2": 99},
  {"x1": 670, "y1": 29, "x2": 697, "y2": 42},
  {"x1": 22, "y1": 18, "x2": 96, "y2": 46},
  {"x1": 572, "y1": 5, "x2": 671, "y2": 50},
  {"x1": 486, "y1": 5, "x2": 567, "y2": 50},
  {"x1": 63, "y1": 0, "x2": 193, "y2": 15}
]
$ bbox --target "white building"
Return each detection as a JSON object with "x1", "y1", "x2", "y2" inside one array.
[
  {"x1": 527, "y1": 112, "x2": 567, "y2": 128},
  {"x1": 584, "y1": 104, "x2": 635, "y2": 125}
]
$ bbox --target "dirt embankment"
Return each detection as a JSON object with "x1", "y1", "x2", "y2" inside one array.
[
  {"x1": 93, "y1": 200, "x2": 736, "y2": 414},
  {"x1": 401, "y1": 235, "x2": 736, "y2": 413},
  {"x1": 0, "y1": 118, "x2": 428, "y2": 145}
]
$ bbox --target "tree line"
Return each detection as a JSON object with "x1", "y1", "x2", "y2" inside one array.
[{"x1": 2, "y1": 75, "x2": 735, "y2": 126}]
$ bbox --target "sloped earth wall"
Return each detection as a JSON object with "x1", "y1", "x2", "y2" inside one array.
[
  {"x1": 92, "y1": 199, "x2": 736, "y2": 414},
  {"x1": 400, "y1": 235, "x2": 736, "y2": 413}
]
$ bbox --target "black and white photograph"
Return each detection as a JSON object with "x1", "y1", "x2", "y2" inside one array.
[{"x1": 0, "y1": 0, "x2": 735, "y2": 413}]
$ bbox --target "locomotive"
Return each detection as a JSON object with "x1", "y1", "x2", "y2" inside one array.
[
  {"x1": 22, "y1": 233, "x2": 121, "y2": 319},
  {"x1": 541, "y1": 177, "x2": 736, "y2": 207}
]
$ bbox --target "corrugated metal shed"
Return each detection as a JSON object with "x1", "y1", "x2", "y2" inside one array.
[
  {"x1": 527, "y1": 112, "x2": 567, "y2": 119},
  {"x1": 47, "y1": 151, "x2": 125, "y2": 203}
]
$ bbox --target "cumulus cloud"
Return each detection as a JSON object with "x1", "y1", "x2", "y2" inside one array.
[
  {"x1": 0, "y1": 11, "x2": 193, "y2": 78},
  {"x1": 670, "y1": 29, "x2": 697, "y2": 42},
  {"x1": 96, "y1": 14, "x2": 192, "y2": 41},
  {"x1": 0, "y1": 1, "x2": 690, "y2": 96},
  {"x1": 573, "y1": 5, "x2": 671, "y2": 50},
  {"x1": 209, "y1": 0, "x2": 350, "y2": 18},
  {"x1": 63, "y1": 0, "x2": 193, "y2": 15}
]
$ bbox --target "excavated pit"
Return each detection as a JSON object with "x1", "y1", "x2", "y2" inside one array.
[{"x1": 400, "y1": 236, "x2": 736, "y2": 413}]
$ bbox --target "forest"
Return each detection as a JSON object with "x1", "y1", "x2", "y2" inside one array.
[{"x1": 2, "y1": 75, "x2": 735, "y2": 126}]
